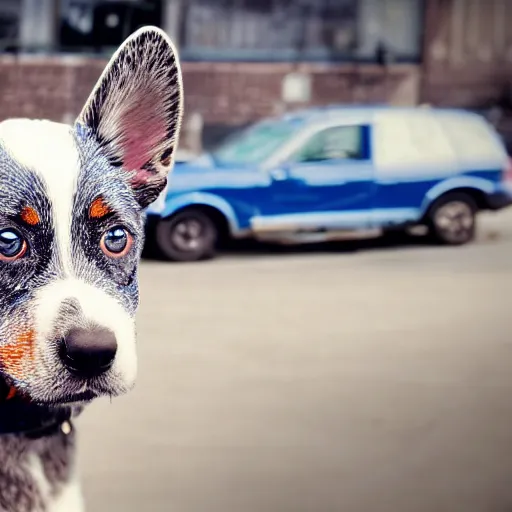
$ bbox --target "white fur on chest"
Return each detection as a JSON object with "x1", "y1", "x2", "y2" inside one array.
[
  {"x1": 50, "y1": 479, "x2": 84, "y2": 512},
  {"x1": 28, "y1": 454, "x2": 85, "y2": 512}
]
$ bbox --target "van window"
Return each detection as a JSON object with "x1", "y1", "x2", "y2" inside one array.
[
  {"x1": 374, "y1": 111, "x2": 456, "y2": 174},
  {"x1": 437, "y1": 114, "x2": 506, "y2": 165},
  {"x1": 293, "y1": 126, "x2": 367, "y2": 163},
  {"x1": 213, "y1": 120, "x2": 299, "y2": 165}
]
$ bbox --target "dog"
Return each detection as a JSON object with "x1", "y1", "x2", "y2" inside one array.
[{"x1": 0, "y1": 26, "x2": 183, "y2": 511}]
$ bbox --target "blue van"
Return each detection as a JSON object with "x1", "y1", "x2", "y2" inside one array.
[{"x1": 146, "y1": 106, "x2": 512, "y2": 261}]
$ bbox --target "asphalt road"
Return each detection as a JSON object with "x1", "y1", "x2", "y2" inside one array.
[{"x1": 78, "y1": 210, "x2": 511, "y2": 512}]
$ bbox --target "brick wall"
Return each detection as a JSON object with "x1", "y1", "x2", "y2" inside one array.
[
  {"x1": 421, "y1": 0, "x2": 512, "y2": 108},
  {"x1": 1, "y1": 10, "x2": 511, "y2": 152},
  {"x1": 420, "y1": 0, "x2": 512, "y2": 150},
  {"x1": 0, "y1": 55, "x2": 105, "y2": 122},
  {"x1": 182, "y1": 62, "x2": 420, "y2": 126},
  {"x1": 0, "y1": 55, "x2": 419, "y2": 149}
]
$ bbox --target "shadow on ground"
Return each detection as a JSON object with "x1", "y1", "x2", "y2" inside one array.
[{"x1": 142, "y1": 229, "x2": 433, "y2": 263}]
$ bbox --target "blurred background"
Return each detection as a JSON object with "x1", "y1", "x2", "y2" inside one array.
[
  {"x1": 0, "y1": 0, "x2": 511, "y2": 152},
  {"x1": 2, "y1": 1, "x2": 512, "y2": 511}
]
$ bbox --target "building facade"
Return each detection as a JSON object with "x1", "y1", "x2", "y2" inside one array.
[{"x1": 0, "y1": 0, "x2": 510, "y2": 150}]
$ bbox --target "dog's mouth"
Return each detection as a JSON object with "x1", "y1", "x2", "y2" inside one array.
[
  {"x1": 48, "y1": 389, "x2": 99, "y2": 405},
  {"x1": 36, "y1": 378, "x2": 128, "y2": 405},
  {"x1": 0, "y1": 374, "x2": 126, "y2": 407},
  {"x1": 3, "y1": 387, "x2": 99, "y2": 407}
]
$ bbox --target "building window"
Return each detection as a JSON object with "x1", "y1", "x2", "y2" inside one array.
[
  {"x1": 180, "y1": 0, "x2": 423, "y2": 63},
  {"x1": 59, "y1": 0, "x2": 162, "y2": 53},
  {"x1": 0, "y1": 0, "x2": 21, "y2": 52},
  {"x1": 181, "y1": 0, "x2": 358, "y2": 61}
]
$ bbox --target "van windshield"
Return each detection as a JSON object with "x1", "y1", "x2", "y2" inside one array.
[{"x1": 212, "y1": 121, "x2": 298, "y2": 166}]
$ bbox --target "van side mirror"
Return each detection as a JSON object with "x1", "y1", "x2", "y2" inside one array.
[{"x1": 269, "y1": 167, "x2": 289, "y2": 181}]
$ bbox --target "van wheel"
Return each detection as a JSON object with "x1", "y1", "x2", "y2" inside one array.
[
  {"x1": 428, "y1": 193, "x2": 477, "y2": 245},
  {"x1": 156, "y1": 209, "x2": 217, "y2": 262}
]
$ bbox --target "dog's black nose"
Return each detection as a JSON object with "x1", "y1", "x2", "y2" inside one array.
[{"x1": 60, "y1": 327, "x2": 117, "y2": 377}]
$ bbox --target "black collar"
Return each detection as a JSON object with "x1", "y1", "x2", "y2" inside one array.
[
  {"x1": 0, "y1": 399, "x2": 73, "y2": 439},
  {"x1": 0, "y1": 380, "x2": 75, "y2": 439}
]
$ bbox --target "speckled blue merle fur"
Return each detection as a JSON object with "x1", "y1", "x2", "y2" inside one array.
[
  {"x1": 72, "y1": 124, "x2": 143, "y2": 315},
  {"x1": 0, "y1": 25, "x2": 183, "y2": 512}
]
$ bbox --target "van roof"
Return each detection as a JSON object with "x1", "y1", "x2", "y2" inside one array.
[{"x1": 279, "y1": 104, "x2": 485, "y2": 127}]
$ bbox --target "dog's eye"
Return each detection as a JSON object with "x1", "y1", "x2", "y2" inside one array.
[
  {"x1": 0, "y1": 228, "x2": 27, "y2": 261},
  {"x1": 100, "y1": 226, "x2": 133, "y2": 258}
]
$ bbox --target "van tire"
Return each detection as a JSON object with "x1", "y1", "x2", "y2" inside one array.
[
  {"x1": 427, "y1": 192, "x2": 477, "y2": 245},
  {"x1": 156, "y1": 209, "x2": 218, "y2": 262}
]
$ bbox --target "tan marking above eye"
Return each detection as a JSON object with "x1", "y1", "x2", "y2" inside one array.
[
  {"x1": 20, "y1": 206, "x2": 40, "y2": 226},
  {"x1": 89, "y1": 197, "x2": 112, "y2": 219}
]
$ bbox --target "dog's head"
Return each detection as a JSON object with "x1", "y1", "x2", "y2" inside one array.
[{"x1": 0, "y1": 27, "x2": 182, "y2": 405}]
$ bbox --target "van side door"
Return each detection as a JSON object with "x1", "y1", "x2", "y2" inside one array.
[{"x1": 261, "y1": 124, "x2": 376, "y2": 229}]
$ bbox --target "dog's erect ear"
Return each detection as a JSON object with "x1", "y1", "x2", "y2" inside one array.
[{"x1": 76, "y1": 26, "x2": 183, "y2": 208}]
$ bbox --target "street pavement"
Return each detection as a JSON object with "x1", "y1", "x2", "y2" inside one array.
[{"x1": 78, "y1": 210, "x2": 511, "y2": 512}]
